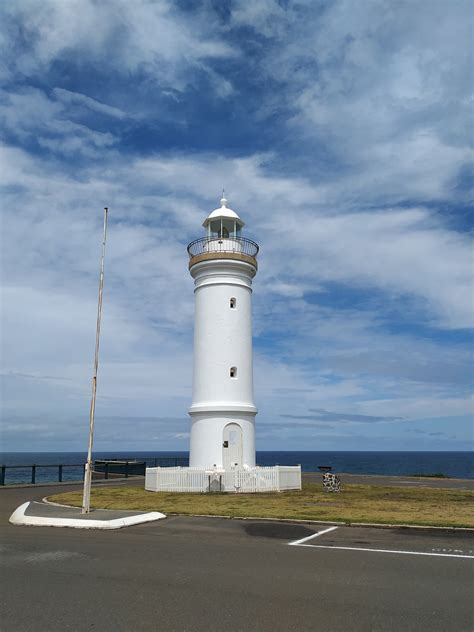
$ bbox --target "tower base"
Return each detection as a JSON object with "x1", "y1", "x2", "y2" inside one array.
[
  {"x1": 145, "y1": 465, "x2": 301, "y2": 494},
  {"x1": 189, "y1": 410, "x2": 256, "y2": 470}
]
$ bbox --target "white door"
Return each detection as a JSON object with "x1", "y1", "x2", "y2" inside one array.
[{"x1": 223, "y1": 423, "x2": 243, "y2": 470}]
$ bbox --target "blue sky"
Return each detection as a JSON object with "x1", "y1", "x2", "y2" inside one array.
[{"x1": 1, "y1": 0, "x2": 472, "y2": 452}]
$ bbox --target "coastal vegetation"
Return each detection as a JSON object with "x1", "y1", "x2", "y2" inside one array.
[{"x1": 50, "y1": 482, "x2": 474, "y2": 528}]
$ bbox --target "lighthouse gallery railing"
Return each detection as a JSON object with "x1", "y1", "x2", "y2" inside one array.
[{"x1": 187, "y1": 236, "x2": 259, "y2": 259}]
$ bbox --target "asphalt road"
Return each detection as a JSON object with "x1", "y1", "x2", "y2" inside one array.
[{"x1": 1, "y1": 483, "x2": 473, "y2": 632}]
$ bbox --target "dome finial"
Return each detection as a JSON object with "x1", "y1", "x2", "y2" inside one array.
[{"x1": 220, "y1": 189, "x2": 227, "y2": 207}]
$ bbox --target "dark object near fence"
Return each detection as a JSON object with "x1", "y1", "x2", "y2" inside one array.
[
  {"x1": 322, "y1": 472, "x2": 342, "y2": 493},
  {"x1": 208, "y1": 474, "x2": 223, "y2": 492}
]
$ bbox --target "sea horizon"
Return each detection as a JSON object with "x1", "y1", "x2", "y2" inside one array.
[
  {"x1": 2, "y1": 449, "x2": 472, "y2": 453},
  {"x1": 1, "y1": 450, "x2": 473, "y2": 483}
]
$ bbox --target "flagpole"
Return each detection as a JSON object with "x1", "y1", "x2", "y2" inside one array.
[{"x1": 82, "y1": 207, "x2": 108, "y2": 514}]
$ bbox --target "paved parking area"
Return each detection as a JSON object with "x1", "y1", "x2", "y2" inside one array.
[
  {"x1": 1, "y1": 483, "x2": 473, "y2": 631},
  {"x1": 288, "y1": 524, "x2": 474, "y2": 558}
]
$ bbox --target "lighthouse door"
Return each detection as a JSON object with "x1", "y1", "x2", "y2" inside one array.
[{"x1": 223, "y1": 423, "x2": 243, "y2": 470}]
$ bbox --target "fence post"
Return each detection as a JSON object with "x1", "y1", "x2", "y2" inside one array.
[
  {"x1": 31, "y1": 465, "x2": 36, "y2": 484},
  {"x1": 0, "y1": 466, "x2": 5, "y2": 486},
  {"x1": 58, "y1": 464, "x2": 63, "y2": 482},
  {"x1": 125, "y1": 461, "x2": 129, "y2": 478},
  {"x1": 105, "y1": 462, "x2": 109, "y2": 480}
]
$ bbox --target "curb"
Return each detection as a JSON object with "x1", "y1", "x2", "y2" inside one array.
[{"x1": 9, "y1": 501, "x2": 166, "y2": 530}]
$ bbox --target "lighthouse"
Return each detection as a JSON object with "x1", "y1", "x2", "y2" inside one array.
[
  {"x1": 187, "y1": 196, "x2": 259, "y2": 470},
  {"x1": 145, "y1": 197, "x2": 301, "y2": 493}
]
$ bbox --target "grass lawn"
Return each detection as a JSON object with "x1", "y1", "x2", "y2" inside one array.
[{"x1": 50, "y1": 482, "x2": 474, "y2": 528}]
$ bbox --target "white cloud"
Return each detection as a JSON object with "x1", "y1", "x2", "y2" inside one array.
[
  {"x1": 230, "y1": 0, "x2": 473, "y2": 207},
  {"x1": 267, "y1": 206, "x2": 472, "y2": 329},
  {"x1": 0, "y1": 88, "x2": 117, "y2": 156},
  {"x1": 0, "y1": 0, "x2": 472, "y2": 449},
  {"x1": 1, "y1": 0, "x2": 237, "y2": 91},
  {"x1": 2, "y1": 144, "x2": 470, "y2": 448},
  {"x1": 52, "y1": 88, "x2": 127, "y2": 120},
  {"x1": 3, "y1": 146, "x2": 471, "y2": 329}
]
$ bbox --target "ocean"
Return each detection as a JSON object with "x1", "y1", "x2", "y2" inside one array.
[{"x1": 0, "y1": 451, "x2": 472, "y2": 485}]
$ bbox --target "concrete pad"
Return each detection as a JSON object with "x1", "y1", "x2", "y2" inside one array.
[{"x1": 9, "y1": 501, "x2": 166, "y2": 529}]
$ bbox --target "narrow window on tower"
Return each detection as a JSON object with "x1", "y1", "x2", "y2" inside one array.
[
  {"x1": 230, "y1": 297, "x2": 236, "y2": 309},
  {"x1": 230, "y1": 367, "x2": 237, "y2": 378}
]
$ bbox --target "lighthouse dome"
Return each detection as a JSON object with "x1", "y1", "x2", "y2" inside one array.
[{"x1": 202, "y1": 196, "x2": 245, "y2": 228}]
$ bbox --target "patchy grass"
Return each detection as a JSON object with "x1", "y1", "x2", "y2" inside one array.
[{"x1": 49, "y1": 483, "x2": 474, "y2": 528}]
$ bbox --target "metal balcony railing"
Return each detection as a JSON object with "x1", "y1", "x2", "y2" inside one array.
[{"x1": 187, "y1": 236, "x2": 259, "y2": 259}]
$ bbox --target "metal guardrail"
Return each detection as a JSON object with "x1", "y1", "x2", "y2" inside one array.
[
  {"x1": 0, "y1": 457, "x2": 189, "y2": 485},
  {"x1": 0, "y1": 463, "x2": 86, "y2": 485},
  {"x1": 187, "y1": 236, "x2": 259, "y2": 259}
]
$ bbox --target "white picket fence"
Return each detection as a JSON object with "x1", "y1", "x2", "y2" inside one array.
[{"x1": 145, "y1": 465, "x2": 302, "y2": 493}]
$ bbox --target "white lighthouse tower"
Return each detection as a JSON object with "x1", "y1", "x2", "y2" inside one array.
[
  {"x1": 145, "y1": 196, "x2": 302, "y2": 493},
  {"x1": 187, "y1": 195, "x2": 258, "y2": 470}
]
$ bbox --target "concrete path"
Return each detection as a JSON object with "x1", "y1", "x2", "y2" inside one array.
[{"x1": 1, "y1": 482, "x2": 473, "y2": 631}]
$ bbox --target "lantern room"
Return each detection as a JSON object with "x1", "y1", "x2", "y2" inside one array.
[{"x1": 203, "y1": 196, "x2": 244, "y2": 239}]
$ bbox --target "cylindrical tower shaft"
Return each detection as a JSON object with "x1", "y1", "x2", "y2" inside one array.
[{"x1": 187, "y1": 198, "x2": 258, "y2": 470}]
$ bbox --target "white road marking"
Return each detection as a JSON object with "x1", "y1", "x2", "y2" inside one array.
[
  {"x1": 432, "y1": 548, "x2": 473, "y2": 554},
  {"x1": 288, "y1": 525, "x2": 339, "y2": 546},
  {"x1": 293, "y1": 543, "x2": 474, "y2": 559}
]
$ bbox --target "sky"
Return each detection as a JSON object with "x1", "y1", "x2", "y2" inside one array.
[{"x1": 0, "y1": 0, "x2": 473, "y2": 453}]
